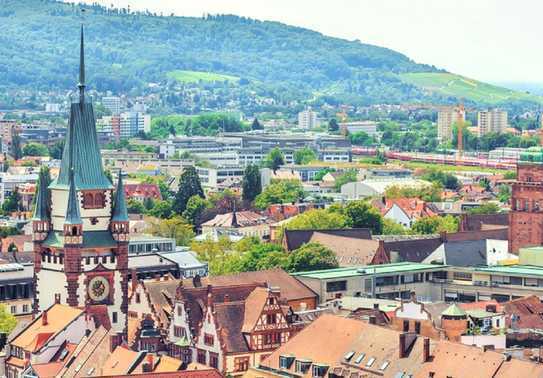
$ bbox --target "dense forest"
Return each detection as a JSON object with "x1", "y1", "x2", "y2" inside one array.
[{"x1": 0, "y1": 0, "x2": 540, "y2": 110}]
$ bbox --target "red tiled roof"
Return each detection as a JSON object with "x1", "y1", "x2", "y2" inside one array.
[
  {"x1": 100, "y1": 370, "x2": 222, "y2": 378},
  {"x1": 125, "y1": 183, "x2": 162, "y2": 201},
  {"x1": 382, "y1": 198, "x2": 437, "y2": 220}
]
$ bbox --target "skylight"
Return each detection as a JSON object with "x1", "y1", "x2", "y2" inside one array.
[
  {"x1": 366, "y1": 357, "x2": 376, "y2": 367},
  {"x1": 344, "y1": 351, "x2": 355, "y2": 361},
  {"x1": 379, "y1": 361, "x2": 390, "y2": 371}
]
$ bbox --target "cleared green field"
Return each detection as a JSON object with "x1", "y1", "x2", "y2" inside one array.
[
  {"x1": 400, "y1": 72, "x2": 543, "y2": 105},
  {"x1": 167, "y1": 70, "x2": 239, "y2": 83}
]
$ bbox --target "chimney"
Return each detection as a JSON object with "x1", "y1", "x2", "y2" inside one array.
[
  {"x1": 423, "y1": 338, "x2": 430, "y2": 363},
  {"x1": 142, "y1": 354, "x2": 154, "y2": 373},
  {"x1": 131, "y1": 268, "x2": 138, "y2": 293},
  {"x1": 399, "y1": 333, "x2": 406, "y2": 358},
  {"x1": 42, "y1": 310, "x2": 48, "y2": 326},
  {"x1": 368, "y1": 315, "x2": 376, "y2": 325},
  {"x1": 373, "y1": 303, "x2": 379, "y2": 310}
]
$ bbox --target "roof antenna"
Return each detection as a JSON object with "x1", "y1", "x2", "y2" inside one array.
[{"x1": 78, "y1": 8, "x2": 86, "y2": 106}]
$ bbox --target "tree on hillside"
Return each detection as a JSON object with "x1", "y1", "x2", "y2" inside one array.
[
  {"x1": 293, "y1": 147, "x2": 317, "y2": 165},
  {"x1": 251, "y1": 118, "x2": 263, "y2": 130},
  {"x1": 264, "y1": 147, "x2": 285, "y2": 172},
  {"x1": 344, "y1": 200, "x2": 383, "y2": 234},
  {"x1": 11, "y1": 132, "x2": 22, "y2": 160},
  {"x1": 242, "y1": 164, "x2": 262, "y2": 202},
  {"x1": 328, "y1": 118, "x2": 339, "y2": 132},
  {"x1": 174, "y1": 166, "x2": 204, "y2": 214},
  {"x1": 149, "y1": 216, "x2": 195, "y2": 246},
  {"x1": 22, "y1": 142, "x2": 49, "y2": 157},
  {"x1": 287, "y1": 243, "x2": 339, "y2": 272}
]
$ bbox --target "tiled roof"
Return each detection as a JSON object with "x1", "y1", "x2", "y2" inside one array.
[
  {"x1": 214, "y1": 301, "x2": 249, "y2": 353},
  {"x1": 242, "y1": 287, "x2": 270, "y2": 333},
  {"x1": 143, "y1": 277, "x2": 179, "y2": 328},
  {"x1": 101, "y1": 346, "x2": 143, "y2": 376},
  {"x1": 494, "y1": 358, "x2": 543, "y2": 378},
  {"x1": 11, "y1": 304, "x2": 84, "y2": 352},
  {"x1": 503, "y1": 295, "x2": 543, "y2": 329},
  {"x1": 382, "y1": 198, "x2": 437, "y2": 220},
  {"x1": 201, "y1": 210, "x2": 270, "y2": 228},
  {"x1": 309, "y1": 233, "x2": 379, "y2": 266},
  {"x1": 100, "y1": 370, "x2": 222, "y2": 378},
  {"x1": 283, "y1": 228, "x2": 372, "y2": 251},
  {"x1": 125, "y1": 183, "x2": 162, "y2": 201},
  {"x1": 153, "y1": 356, "x2": 183, "y2": 373}
]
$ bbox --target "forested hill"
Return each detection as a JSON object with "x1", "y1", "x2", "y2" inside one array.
[{"x1": 0, "y1": 0, "x2": 540, "y2": 108}]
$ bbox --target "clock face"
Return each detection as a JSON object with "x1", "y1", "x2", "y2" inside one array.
[{"x1": 88, "y1": 276, "x2": 110, "y2": 302}]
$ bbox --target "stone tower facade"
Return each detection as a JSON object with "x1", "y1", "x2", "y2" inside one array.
[{"x1": 33, "y1": 26, "x2": 129, "y2": 337}]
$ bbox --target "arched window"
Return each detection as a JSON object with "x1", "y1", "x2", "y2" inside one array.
[
  {"x1": 94, "y1": 193, "x2": 105, "y2": 207},
  {"x1": 84, "y1": 193, "x2": 94, "y2": 208},
  {"x1": 72, "y1": 226, "x2": 78, "y2": 236}
]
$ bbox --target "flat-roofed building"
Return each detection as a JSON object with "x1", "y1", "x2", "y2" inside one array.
[
  {"x1": 437, "y1": 105, "x2": 465, "y2": 142},
  {"x1": 478, "y1": 109, "x2": 508, "y2": 136}
]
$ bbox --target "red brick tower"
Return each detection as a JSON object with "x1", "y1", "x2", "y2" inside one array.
[{"x1": 509, "y1": 147, "x2": 543, "y2": 253}]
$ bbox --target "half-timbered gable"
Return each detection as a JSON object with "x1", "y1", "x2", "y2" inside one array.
[{"x1": 194, "y1": 294, "x2": 223, "y2": 371}]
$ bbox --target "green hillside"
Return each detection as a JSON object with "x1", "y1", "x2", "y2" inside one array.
[
  {"x1": 400, "y1": 72, "x2": 543, "y2": 105},
  {"x1": 166, "y1": 70, "x2": 239, "y2": 83},
  {"x1": 0, "y1": 0, "x2": 540, "y2": 109}
]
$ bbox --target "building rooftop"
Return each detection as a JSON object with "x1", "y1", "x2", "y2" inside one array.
[
  {"x1": 474, "y1": 264, "x2": 543, "y2": 278},
  {"x1": 292, "y1": 262, "x2": 445, "y2": 280}
]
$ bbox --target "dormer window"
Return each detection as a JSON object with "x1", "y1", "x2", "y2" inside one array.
[{"x1": 295, "y1": 360, "x2": 311, "y2": 374}]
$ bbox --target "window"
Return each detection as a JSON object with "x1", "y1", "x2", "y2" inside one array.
[
  {"x1": 234, "y1": 356, "x2": 250, "y2": 372},
  {"x1": 209, "y1": 352, "x2": 219, "y2": 369},
  {"x1": 266, "y1": 313, "x2": 277, "y2": 324},
  {"x1": 326, "y1": 281, "x2": 347, "y2": 292},
  {"x1": 415, "y1": 321, "x2": 421, "y2": 334},
  {"x1": 22, "y1": 304, "x2": 28, "y2": 313},
  {"x1": 197, "y1": 349, "x2": 206, "y2": 364},
  {"x1": 265, "y1": 332, "x2": 280, "y2": 345},
  {"x1": 403, "y1": 320, "x2": 409, "y2": 332},
  {"x1": 453, "y1": 272, "x2": 472, "y2": 281},
  {"x1": 295, "y1": 360, "x2": 311, "y2": 374},
  {"x1": 174, "y1": 326, "x2": 185, "y2": 338},
  {"x1": 365, "y1": 357, "x2": 376, "y2": 367},
  {"x1": 312, "y1": 365, "x2": 328, "y2": 377},
  {"x1": 110, "y1": 255, "x2": 116, "y2": 263},
  {"x1": 102, "y1": 256, "x2": 107, "y2": 264},
  {"x1": 204, "y1": 333, "x2": 214, "y2": 346},
  {"x1": 10, "y1": 305, "x2": 16, "y2": 314},
  {"x1": 112, "y1": 312, "x2": 118, "y2": 323},
  {"x1": 135, "y1": 293, "x2": 141, "y2": 303}
]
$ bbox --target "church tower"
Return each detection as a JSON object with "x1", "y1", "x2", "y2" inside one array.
[{"x1": 33, "y1": 25, "x2": 129, "y2": 337}]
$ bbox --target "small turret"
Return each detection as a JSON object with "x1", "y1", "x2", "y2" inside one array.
[
  {"x1": 32, "y1": 168, "x2": 50, "y2": 241},
  {"x1": 111, "y1": 171, "x2": 129, "y2": 242},
  {"x1": 63, "y1": 169, "x2": 83, "y2": 245}
]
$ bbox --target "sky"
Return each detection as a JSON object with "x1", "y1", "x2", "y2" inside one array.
[{"x1": 76, "y1": 0, "x2": 542, "y2": 84}]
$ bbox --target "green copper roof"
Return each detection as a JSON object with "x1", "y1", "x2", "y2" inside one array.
[
  {"x1": 43, "y1": 231, "x2": 117, "y2": 249},
  {"x1": 112, "y1": 172, "x2": 129, "y2": 222},
  {"x1": 32, "y1": 169, "x2": 50, "y2": 221},
  {"x1": 519, "y1": 147, "x2": 543, "y2": 164},
  {"x1": 442, "y1": 303, "x2": 466, "y2": 317},
  {"x1": 175, "y1": 336, "x2": 191, "y2": 347},
  {"x1": 53, "y1": 25, "x2": 112, "y2": 191},
  {"x1": 64, "y1": 170, "x2": 82, "y2": 225}
]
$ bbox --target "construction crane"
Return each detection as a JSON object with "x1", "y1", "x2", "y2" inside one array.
[{"x1": 456, "y1": 103, "x2": 466, "y2": 159}]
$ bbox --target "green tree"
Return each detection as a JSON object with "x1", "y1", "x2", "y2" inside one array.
[
  {"x1": 314, "y1": 168, "x2": 335, "y2": 181},
  {"x1": 497, "y1": 185, "x2": 511, "y2": 203},
  {"x1": 190, "y1": 237, "x2": 241, "y2": 276},
  {"x1": 350, "y1": 131, "x2": 373, "y2": 146},
  {"x1": 334, "y1": 169, "x2": 358, "y2": 190},
  {"x1": 468, "y1": 202, "x2": 501, "y2": 215},
  {"x1": 344, "y1": 200, "x2": 383, "y2": 234},
  {"x1": 11, "y1": 132, "x2": 22, "y2": 160},
  {"x1": 503, "y1": 171, "x2": 516, "y2": 180},
  {"x1": 48, "y1": 140, "x2": 65, "y2": 159},
  {"x1": 293, "y1": 147, "x2": 317, "y2": 165},
  {"x1": 254, "y1": 180, "x2": 304, "y2": 210},
  {"x1": 149, "y1": 216, "x2": 195, "y2": 246},
  {"x1": 22, "y1": 142, "x2": 49, "y2": 157},
  {"x1": 251, "y1": 118, "x2": 263, "y2": 130},
  {"x1": 411, "y1": 215, "x2": 458, "y2": 235},
  {"x1": 285, "y1": 208, "x2": 348, "y2": 231},
  {"x1": 143, "y1": 197, "x2": 154, "y2": 211},
  {"x1": 422, "y1": 170, "x2": 460, "y2": 190},
  {"x1": 2, "y1": 188, "x2": 20, "y2": 213},
  {"x1": 383, "y1": 218, "x2": 407, "y2": 235},
  {"x1": 479, "y1": 177, "x2": 492, "y2": 192},
  {"x1": 127, "y1": 199, "x2": 145, "y2": 214},
  {"x1": 385, "y1": 183, "x2": 442, "y2": 202},
  {"x1": 0, "y1": 304, "x2": 17, "y2": 334},
  {"x1": 264, "y1": 147, "x2": 285, "y2": 172},
  {"x1": 328, "y1": 118, "x2": 339, "y2": 132},
  {"x1": 242, "y1": 164, "x2": 262, "y2": 202},
  {"x1": 238, "y1": 243, "x2": 288, "y2": 272},
  {"x1": 104, "y1": 169, "x2": 114, "y2": 184},
  {"x1": 182, "y1": 195, "x2": 211, "y2": 226},
  {"x1": 287, "y1": 243, "x2": 339, "y2": 272},
  {"x1": 174, "y1": 166, "x2": 204, "y2": 214},
  {"x1": 146, "y1": 200, "x2": 174, "y2": 219}
]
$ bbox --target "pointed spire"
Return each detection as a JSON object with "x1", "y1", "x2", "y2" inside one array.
[
  {"x1": 78, "y1": 24, "x2": 86, "y2": 105},
  {"x1": 112, "y1": 171, "x2": 128, "y2": 222},
  {"x1": 32, "y1": 169, "x2": 50, "y2": 222},
  {"x1": 65, "y1": 169, "x2": 82, "y2": 225}
]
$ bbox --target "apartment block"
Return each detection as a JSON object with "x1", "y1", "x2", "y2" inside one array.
[
  {"x1": 298, "y1": 108, "x2": 318, "y2": 129},
  {"x1": 437, "y1": 106, "x2": 465, "y2": 142},
  {"x1": 478, "y1": 109, "x2": 508, "y2": 136}
]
